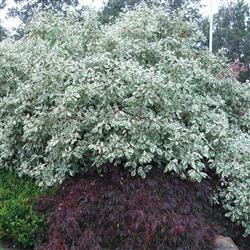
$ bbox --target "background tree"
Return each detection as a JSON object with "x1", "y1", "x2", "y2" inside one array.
[
  {"x1": 203, "y1": 0, "x2": 250, "y2": 82},
  {"x1": 8, "y1": 0, "x2": 80, "y2": 24},
  {"x1": 166, "y1": 0, "x2": 201, "y2": 17},
  {"x1": 0, "y1": 24, "x2": 7, "y2": 41},
  {"x1": 0, "y1": 0, "x2": 7, "y2": 41},
  {"x1": 0, "y1": 0, "x2": 6, "y2": 9},
  {"x1": 100, "y1": 0, "x2": 146, "y2": 23},
  {"x1": 100, "y1": 0, "x2": 201, "y2": 23}
]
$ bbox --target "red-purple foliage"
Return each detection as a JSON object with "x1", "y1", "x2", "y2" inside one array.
[
  {"x1": 36, "y1": 168, "x2": 221, "y2": 250},
  {"x1": 228, "y1": 60, "x2": 247, "y2": 80}
]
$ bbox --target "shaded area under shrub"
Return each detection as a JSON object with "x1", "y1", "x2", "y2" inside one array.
[{"x1": 36, "y1": 168, "x2": 228, "y2": 250}]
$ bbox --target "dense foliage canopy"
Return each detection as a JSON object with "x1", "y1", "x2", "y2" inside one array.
[{"x1": 0, "y1": 3, "x2": 249, "y2": 235}]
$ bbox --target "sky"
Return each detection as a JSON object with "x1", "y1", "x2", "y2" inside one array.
[{"x1": 0, "y1": 0, "x2": 249, "y2": 30}]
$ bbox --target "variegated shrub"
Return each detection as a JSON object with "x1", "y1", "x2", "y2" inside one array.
[{"x1": 0, "y1": 3, "x2": 249, "y2": 235}]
